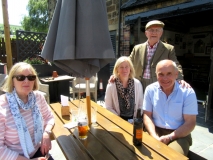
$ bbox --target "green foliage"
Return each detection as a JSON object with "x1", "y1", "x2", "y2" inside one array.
[
  {"x1": 0, "y1": 24, "x2": 23, "y2": 38},
  {"x1": 24, "y1": 57, "x2": 45, "y2": 64},
  {"x1": 21, "y1": 0, "x2": 49, "y2": 33}
]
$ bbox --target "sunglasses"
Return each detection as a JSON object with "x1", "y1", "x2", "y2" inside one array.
[{"x1": 13, "y1": 75, "x2": 37, "y2": 81}]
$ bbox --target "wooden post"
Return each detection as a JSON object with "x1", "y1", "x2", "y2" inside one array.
[
  {"x1": 1, "y1": 0, "x2": 13, "y2": 71},
  {"x1": 206, "y1": 48, "x2": 213, "y2": 121}
]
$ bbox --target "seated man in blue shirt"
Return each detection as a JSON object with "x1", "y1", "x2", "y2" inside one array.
[{"x1": 143, "y1": 59, "x2": 198, "y2": 156}]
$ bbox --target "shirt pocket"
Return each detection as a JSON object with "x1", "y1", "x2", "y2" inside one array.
[{"x1": 169, "y1": 102, "x2": 183, "y2": 121}]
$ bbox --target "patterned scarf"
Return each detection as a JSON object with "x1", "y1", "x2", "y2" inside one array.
[
  {"x1": 6, "y1": 89, "x2": 43, "y2": 158},
  {"x1": 115, "y1": 78, "x2": 134, "y2": 109}
]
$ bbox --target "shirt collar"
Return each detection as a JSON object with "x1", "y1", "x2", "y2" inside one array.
[{"x1": 146, "y1": 41, "x2": 159, "y2": 49}]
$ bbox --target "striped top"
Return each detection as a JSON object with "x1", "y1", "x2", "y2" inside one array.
[{"x1": 0, "y1": 91, "x2": 55, "y2": 159}]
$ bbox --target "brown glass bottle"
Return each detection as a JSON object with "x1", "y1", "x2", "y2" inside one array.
[{"x1": 133, "y1": 108, "x2": 143, "y2": 146}]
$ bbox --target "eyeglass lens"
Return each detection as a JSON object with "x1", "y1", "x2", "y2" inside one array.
[
  {"x1": 13, "y1": 75, "x2": 36, "y2": 81},
  {"x1": 147, "y1": 29, "x2": 162, "y2": 33}
]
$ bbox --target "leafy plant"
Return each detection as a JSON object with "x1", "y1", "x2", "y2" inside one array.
[{"x1": 24, "y1": 57, "x2": 46, "y2": 64}]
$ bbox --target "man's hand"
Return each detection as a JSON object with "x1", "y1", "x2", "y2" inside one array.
[
  {"x1": 159, "y1": 135, "x2": 171, "y2": 145},
  {"x1": 177, "y1": 79, "x2": 191, "y2": 88},
  {"x1": 150, "y1": 133, "x2": 160, "y2": 141},
  {"x1": 108, "y1": 75, "x2": 115, "y2": 84}
]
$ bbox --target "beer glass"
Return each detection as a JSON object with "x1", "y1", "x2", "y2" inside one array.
[
  {"x1": 71, "y1": 108, "x2": 78, "y2": 122},
  {"x1": 91, "y1": 106, "x2": 97, "y2": 123},
  {"x1": 78, "y1": 117, "x2": 89, "y2": 140}
]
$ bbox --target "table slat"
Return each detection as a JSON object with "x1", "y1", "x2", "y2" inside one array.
[
  {"x1": 50, "y1": 104, "x2": 91, "y2": 160},
  {"x1": 51, "y1": 103, "x2": 117, "y2": 160}
]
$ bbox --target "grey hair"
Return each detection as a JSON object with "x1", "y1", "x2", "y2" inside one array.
[{"x1": 172, "y1": 61, "x2": 178, "y2": 71}]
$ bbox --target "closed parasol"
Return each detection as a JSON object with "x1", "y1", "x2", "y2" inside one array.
[{"x1": 41, "y1": 0, "x2": 115, "y2": 124}]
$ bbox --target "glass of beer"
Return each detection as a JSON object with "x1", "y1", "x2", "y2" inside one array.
[{"x1": 78, "y1": 118, "x2": 89, "y2": 140}]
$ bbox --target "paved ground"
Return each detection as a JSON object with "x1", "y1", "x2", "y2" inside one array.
[
  {"x1": 49, "y1": 140, "x2": 66, "y2": 160},
  {"x1": 190, "y1": 104, "x2": 213, "y2": 160}
]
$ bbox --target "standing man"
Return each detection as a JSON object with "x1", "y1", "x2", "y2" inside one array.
[
  {"x1": 143, "y1": 60, "x2": 198, "y2": 156},
  {"x1": 129, "y1": 20, "x2": 186, "y2": 90}
]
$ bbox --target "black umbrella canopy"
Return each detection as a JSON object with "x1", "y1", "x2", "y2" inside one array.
[{"x1": 41, "y1": 0, "x2": 115, "y2": 78}]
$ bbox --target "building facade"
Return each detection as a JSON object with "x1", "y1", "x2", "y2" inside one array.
[
  {"x1": 47, "y1": 0, "x2": 213, "y2": 120},
  {"x1": 106, "y1": 0, "x2": 213, "y2": 120}
]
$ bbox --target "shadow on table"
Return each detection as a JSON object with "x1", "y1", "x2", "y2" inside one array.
[
  {"x1": 56, "y1": 134, "x2": 91, "y2": 160},
  {"x1": 62, "y1": 115, "x2": 71, "y2": 121},
  {"x1": 106, "y1": 129, "x2": 153, "y2": 159},
  {"x1": 72, "y1": 126, "x2": 152, "y2": 159}
]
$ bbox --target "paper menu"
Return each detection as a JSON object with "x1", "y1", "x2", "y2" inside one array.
[
  {"x1": 64, "y1": 121, "x2": 77, "y2": 129},
  {"x1": 61, "y1": 95, "x2": 69, "y2": 106}
]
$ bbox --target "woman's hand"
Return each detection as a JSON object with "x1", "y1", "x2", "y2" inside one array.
[
  {"x1": 108, "y1": 75, "x2": 115, "y2": 84},
  {"x1": 177, "y1": 79, "x2": 191, "y2": 88},
  {"x1": 41, "y1": 132, "x2": 52, "y2": 156}
]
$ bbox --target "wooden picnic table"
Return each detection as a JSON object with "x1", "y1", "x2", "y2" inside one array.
[{"x1": 50, "y1": 99, "x2": 189, "y2": 160}]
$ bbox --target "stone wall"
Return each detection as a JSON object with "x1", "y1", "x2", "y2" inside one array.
[
  {"x1": 106, "y1": 0, "x2": 129, "y2": 56},
  {"x1": 106, "y1": 0, "x2": 120, "y2": 27},
  {"x1": 120, "y1": 25, "x2": 129, "y2": 56}
]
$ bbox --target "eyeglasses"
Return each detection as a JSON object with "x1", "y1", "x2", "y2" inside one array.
[
  {"x1": 118, "y1": 66, "x2": 130, "y2": 70},
  {"x1": 13, "y1": 75, "x2": 36, "y2": 81},
  {"x1": 146, "y1": 28, "x2": 162, "y2": 33}
]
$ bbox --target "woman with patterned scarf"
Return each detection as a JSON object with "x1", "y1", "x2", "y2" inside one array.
[
  {"x1": 0, "y1": 62, "x2": 54, "y2": 160},
  {"x1": 105, "y1": 56, "x2": 143, "y2": 122}
]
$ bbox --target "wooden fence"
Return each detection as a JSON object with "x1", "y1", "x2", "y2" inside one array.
[
  {"x1": 0, "y1": 30, "x2": 47, "y2": 64},
  {"x1": 16, "y1": 30, "x2": 47, "y2": 62},
  {"x1": 0, "y1": 38, "x2": 17, "y2": 63}
]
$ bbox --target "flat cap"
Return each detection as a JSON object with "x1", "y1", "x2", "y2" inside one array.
[{"x1": 145, "y1": 20, "x2": 165, "y2": 30}]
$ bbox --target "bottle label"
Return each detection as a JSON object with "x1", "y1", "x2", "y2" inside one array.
[{"x1": 136, "y1": 128, "x2": 142, "y2": 139}]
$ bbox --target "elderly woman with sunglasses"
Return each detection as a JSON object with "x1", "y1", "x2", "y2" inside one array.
[{"x1": 0, "y1": 62, "x2": 54, "y2": 160}]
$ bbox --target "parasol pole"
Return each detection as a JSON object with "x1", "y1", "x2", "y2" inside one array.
[
  {"x1": 85, "y1": 77, "x2": 91, "y2": 125},
  {"x1": 1, "y1": 0, "x2": 13, "y2": 71}
]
